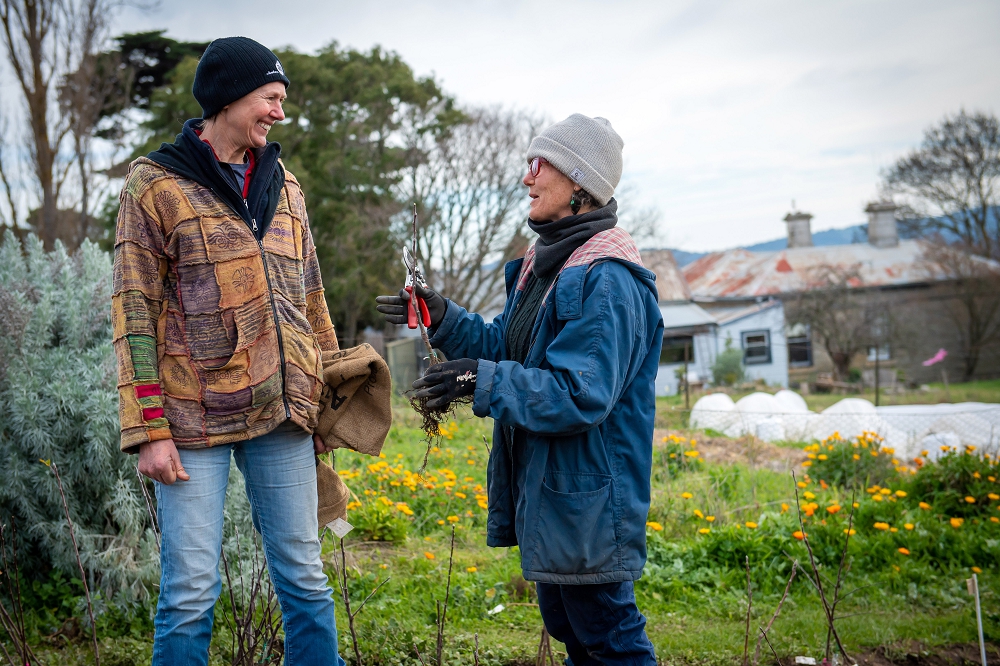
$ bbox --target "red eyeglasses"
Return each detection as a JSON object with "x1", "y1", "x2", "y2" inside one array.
[{"x1": 528, "y1": 156, "x2": 549, "y2": 177}]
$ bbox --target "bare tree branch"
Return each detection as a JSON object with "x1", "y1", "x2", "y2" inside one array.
[
  {"x1": 884, "y1": 110, "x2": 1000, "y2": 259},
  {"x1": 398, "y1": 105, "x2": 544, "y2": 313}
]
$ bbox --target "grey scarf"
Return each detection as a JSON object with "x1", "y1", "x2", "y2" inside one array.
[{"x1": 527, "y1": 199, "x2": 618, "y2": 277}]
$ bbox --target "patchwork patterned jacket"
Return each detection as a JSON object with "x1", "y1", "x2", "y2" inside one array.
[{"x1": 112, "y1": 157, "x2": 338, "y2": 453}]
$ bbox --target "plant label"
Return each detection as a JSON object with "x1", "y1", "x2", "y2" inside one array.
[{"x1": 327, "y1": 517, "x2": 354, "y2": 538}]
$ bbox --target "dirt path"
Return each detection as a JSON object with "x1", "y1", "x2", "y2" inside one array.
[{"x1": 653, "y1": 429, "x2": 809, "y2": 472}]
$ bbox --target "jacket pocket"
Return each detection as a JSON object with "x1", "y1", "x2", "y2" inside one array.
[{"x1": 530, "y1": 474, "x2": 617, "y2": 575}]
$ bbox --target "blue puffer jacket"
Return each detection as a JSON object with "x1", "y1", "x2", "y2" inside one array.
[{"x1": 429, "y1": 231, "x2": 664, "y2": 584}]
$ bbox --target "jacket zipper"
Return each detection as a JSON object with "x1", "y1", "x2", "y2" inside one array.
[
  {"x1": 217, "y1": 191, "x2": 291, "y2": 420},
  {"x1": 253, "y1": 218, "x2": 292, "y2": 420}
]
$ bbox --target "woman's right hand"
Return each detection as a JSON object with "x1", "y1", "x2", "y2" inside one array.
[
  {"x1": 375, "y1": 285, "x2": 446, "y2": 327},
  {"x1": 138, "y1": 438, "x2": 190, "y2": 484}
]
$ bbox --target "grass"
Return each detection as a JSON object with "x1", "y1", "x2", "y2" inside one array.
[{"x1": 7, "y1": 397, "x2": 999, "y2": 665}]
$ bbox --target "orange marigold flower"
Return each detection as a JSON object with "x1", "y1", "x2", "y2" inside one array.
[
  {"x1": 873, "y1": 522, "x2": 890, "y2": 531},
  {"x1": 904, "y1": 523, "x2": 914, "y2": 530},
  {"x1": 705, "y1": 516, "x2": 715, "y2": 522},
  {"x1": 424, "y1": 552, "x2": 435, "y2": 560},
  {"x1": 895, "y1": 490, "x2": 907, "y2": 497},
  {"x1": 792, "y1": 530, "x2": 806, "y2": 540},
  {"x1": 466, "y1": 567, "x2": 477, "y2": 573},
  {"x1": 843, "y1": 528, "x2": 856, "y2": 535},
  {"x1": 781, "y1": 503, "x2": 789, "y2": 513},
  {"x1": 898, "y1": 548, "x2": 910, "y2": 555},
  {"x1": 745, "y1": 522, "x2": 758, "y2": 529},
  {"x1": 693, "y1": 509, "x2": 704, "y2": 519},
  {"x1": 919, "y1": 502, "x2": 931, "y2": 510},
  {"x1": 987, "y1": 493, "x2": 999, "y2": 501},
  {"x1": 972, "y1": 566, "x2": 982, "y2": 574},
  {"x1": 646, "y1": 521, "x2": 664, "y2": 532},
  {"x1": 698, "y1": 528, "x2": 711, "y2": 534},
  {"x1": 826, "y1": 505, "x2": 841, "y2": 515},
  {"x1": 681, "y1": 492, "x2": 693, "y2": 499},
  {"x1": 950, "y1": 517, "x2": 964, "y2": 528},
  {"x1": 965, "y1": 496, "x2": 976, "y2": 504}
]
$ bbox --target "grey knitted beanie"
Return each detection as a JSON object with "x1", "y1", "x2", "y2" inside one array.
[
  {"x1": 193, "y1": 37, "x2": 290, "y2": 119},
  {"x1": 526, "y1": 114, "x2": 624, "y2": 206}
]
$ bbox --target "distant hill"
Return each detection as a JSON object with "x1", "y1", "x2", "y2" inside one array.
[
  {"x1": 667, "y1": 207, "x2": 1000, "y2": 267},
  {"x1": 670, "y1": 224, "x2": 866, "y2": 266}
]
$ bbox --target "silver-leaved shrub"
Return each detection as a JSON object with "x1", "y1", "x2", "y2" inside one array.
[{"x1": 0, "y1": 231, "x2": 158, "y2": 606}]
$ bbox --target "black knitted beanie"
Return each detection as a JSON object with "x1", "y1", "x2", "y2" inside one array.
[{"x1": 193, "y1": 37, "x2": 290, "y2": 119}]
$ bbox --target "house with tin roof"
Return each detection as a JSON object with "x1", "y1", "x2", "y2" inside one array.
[{"x1": 681, "y1": 202, "x2": 1000, "y2": 387}]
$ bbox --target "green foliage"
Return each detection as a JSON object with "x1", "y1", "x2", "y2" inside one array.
[
  {"x1": 349, "y1": 498, "x2": 410, "y2": 542},
  {"x1": 804, "y1": 431, "x2": 899, "y2": 489},
  {"x1": 653, "y1": 433, "x2": 703, "y2": 480},
  {"x1": 711, "y1": 335, "x2": 745, "y2": 386},
  {"x1": 0, "y1": 232, "x2": 156, "y2": 606},
  {"x1": 906, "y1": 445, "x2": 1000, "y2": 518}
]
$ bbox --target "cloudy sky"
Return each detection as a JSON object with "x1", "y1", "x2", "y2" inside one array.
[{"x1": 112, "y1": 0, "x2": 999, "y2": 251}]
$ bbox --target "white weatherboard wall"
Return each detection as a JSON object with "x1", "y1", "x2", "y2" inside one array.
[
  {"x1": 716, "y1": 302, "x2": 788, "y2": 388},
  {"x1": 655, "y1": 334, "x2": 716, "y2": 396}
]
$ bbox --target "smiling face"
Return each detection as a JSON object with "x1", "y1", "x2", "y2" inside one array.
[
  {"x1": 215, "y1": 81, "x2": 287, "y2": 155},
  {"x1": 523, "y1": 160, "x2": 580, "y2": 222}
]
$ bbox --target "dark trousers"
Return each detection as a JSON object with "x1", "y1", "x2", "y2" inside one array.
[{"x1": 536, "y1": 581, "x2": 657, "y2": 666}]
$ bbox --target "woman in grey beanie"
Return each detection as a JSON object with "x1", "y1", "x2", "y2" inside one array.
[{"x1": 378, "y1": 115, "x2": 663, "y2": 665}]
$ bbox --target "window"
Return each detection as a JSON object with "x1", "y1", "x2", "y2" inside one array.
[
  {"x1": 741, "y1": 330, "x2": 771, "y2": 365},
  {"x1": 787, "y1": 323, "x2": 813, "y2": 368},
  {"x1": 867, "y1": 344, "x2": 890, "y2": 361},
  {"x1": 659, "y1": 336, "x2": 694, "y2": 365}
]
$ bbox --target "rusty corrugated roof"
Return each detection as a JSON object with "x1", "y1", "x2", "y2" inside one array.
[
  {"x1": 640, "y1": 249, "x2": 692, "y2": 302},
  {"x1": 683, "y1": 240, "x2": 964, "y2": 299}
]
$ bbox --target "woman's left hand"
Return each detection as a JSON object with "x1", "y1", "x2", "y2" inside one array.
[{"x1": 411, "y1": 359, "x2": 479, "y2": 409}]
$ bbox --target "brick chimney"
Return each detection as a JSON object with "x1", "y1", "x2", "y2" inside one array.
[
  {"x1": 865, "y1": 201, "x2": 898, "y2": 248},
  {"x1": 784, "y1": 210, "x2": 814, "y2": 248}
]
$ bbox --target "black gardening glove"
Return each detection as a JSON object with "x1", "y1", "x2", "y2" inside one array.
[
  {"x1": 375, "y1": 285, "x2": 447, "y2": 328},
  {"x1": 411, "y1": 359, "x2": 479, "y2": 409}
]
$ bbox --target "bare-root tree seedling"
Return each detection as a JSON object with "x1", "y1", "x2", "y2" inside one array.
[
  {"x1": 0, "y1": 521, "x2": 40, "y2": 666},
  {"x1": 790, "y1": 472, "x2": 856, "y2": 665},
  {"x1": 535, "y1": 626, "x2": 556, "y2": 666},
  {"x1": 753, "y1": 561, "x2": 797, "y2": 666},
  {"x1": 329, "y1": 531, "x2": 390, "y2": 666},
  {"x1": 218, "y1": 528, "x2": 283, "y2": 666},
  {"x1": 743, "y1": 556, "x2": 753, "y2": 666},
  {"x1": 135, "y1": 465, "x2": 160, "y2": 550},
  {"x1": 434, "y1": 526, "x2": 457, "y2": 666},
  {"x1": 45, "y1": 460, "x2": 99, "y2": 666}
]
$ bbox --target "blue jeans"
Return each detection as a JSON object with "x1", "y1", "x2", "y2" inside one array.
[
  {"x1": 536, "y1": 581, "x2": 656, "y2": 666},
  {"x1": 153, "y1": 421, "x2": 345, "y2": 666}
]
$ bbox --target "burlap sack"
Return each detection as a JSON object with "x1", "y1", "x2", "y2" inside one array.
[
  {"x1": 315, "y1": 343, "x2": 391, "y2": 455},
  {"x1": 314, "y1": 343, "x2": 392, "y2": 527},
  {"x1": 316, "y1": 456, "x2": 351, "y2": 526}
]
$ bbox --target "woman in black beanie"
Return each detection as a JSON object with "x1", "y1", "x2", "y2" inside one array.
[{"x1": 118, "y1": 36, "x2": 347, "y2": 666}]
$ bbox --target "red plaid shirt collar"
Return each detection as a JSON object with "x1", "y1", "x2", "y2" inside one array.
[{"x1": 516, "y1": 227, "x2": 644, "y2": 293}]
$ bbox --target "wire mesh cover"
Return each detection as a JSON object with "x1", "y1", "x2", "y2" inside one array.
[{"x1": 688, "y1": 391, "x2": 1000, "y2": 461}]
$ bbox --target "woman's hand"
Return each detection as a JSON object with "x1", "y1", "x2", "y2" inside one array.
[
  {"x1": 411, "y1": 359, "x2": 479, "y2": 409},
  {"x1": 375, "y1": 285, "x2": 446, "y2": 327},
  {"x1": 138, "y1": 438, "x2": 190, "y2": 484}
]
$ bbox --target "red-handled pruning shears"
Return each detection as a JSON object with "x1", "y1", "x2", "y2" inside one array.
[{"x1": 402, "y1": 245, "x2": 431, "y2": 329}]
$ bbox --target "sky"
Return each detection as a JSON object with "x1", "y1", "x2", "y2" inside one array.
[{"x1": 108, "y1": 0, "x2": 1000, "y2": 251}]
